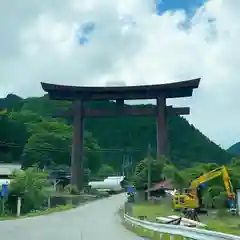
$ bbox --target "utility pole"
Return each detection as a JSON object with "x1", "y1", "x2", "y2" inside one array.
[
  {"x1": 122, "y1": 152, "x2": 131, "y2": 178},
  {"x1": 122, "y1": 154, "x2": 125, "y2": 176},
  {"x1": 126, "y1": 155, "x2": 129, "y2": 178},
  {"x1": 130, "y1": 156, "x2": 134, "y2": 176},
  {"x1": 147, "y1": 144, "x2": 151, "y2": 201}
]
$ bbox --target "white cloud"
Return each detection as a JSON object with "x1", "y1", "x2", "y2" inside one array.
[{"x1": 0, "y1": 0, "x2": 239, "y2": 148}]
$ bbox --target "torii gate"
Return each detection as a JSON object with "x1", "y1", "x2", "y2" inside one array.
[{"x1": 41, "y1": 78, "x2": 200, "y2": 189}]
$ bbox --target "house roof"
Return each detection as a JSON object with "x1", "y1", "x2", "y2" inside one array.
[
  {"x1": 0, "y1": 163, "x2": 21, "y2": 175},
  {"x1": 146, "y1": 180, "x2": 174, "y2": 192}
]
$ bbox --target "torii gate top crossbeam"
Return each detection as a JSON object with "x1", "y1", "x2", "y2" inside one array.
[{"x1": 41, "y1": 78, "x2": 200, "y2": 101}]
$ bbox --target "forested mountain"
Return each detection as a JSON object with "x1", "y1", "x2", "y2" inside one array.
[
  {"x1": 0, "y1": 94, "x2": 232, "y2": 173},
  {"x1": 228, "y1": 142, "x2": 240, "y2": 156}
]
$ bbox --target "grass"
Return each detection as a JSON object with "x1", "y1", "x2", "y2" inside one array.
[
  {"x1": 200, "y1": 211, "x2": 240, "y2": 235},
  {"x1": 0, "y1": 215, "x2": 16, "y2": 220},
  {"x1": 123, "y1": 202, "x2": 240, "y2": 238},
  {"x1": 0, "y1": 204, "x2": 74, "y2": 220},
  {"x1": 132, "y1": 201, "x2": 174, "y2": 221},
  {"x1": 0, "y1": 191, "x2": 110, "y2": 221},
  {"x1": 124, "y1": 219, "x2": 183, "y2": 240},
  {"x1": 25, "y1": 204, "x2": 74, "y2": 217}
]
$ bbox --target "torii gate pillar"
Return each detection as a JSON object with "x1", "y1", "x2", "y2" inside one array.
[
  {"x1": 71, "y1": 100, "x2": 84, "y2": 189},
  {"x1": 156, "y1": 97, "x2": 168, "y2": 157}
]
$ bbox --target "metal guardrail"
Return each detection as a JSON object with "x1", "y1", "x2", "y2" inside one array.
[{"x1": 124, "y1": 214, "x2": 240, "y2": 240}]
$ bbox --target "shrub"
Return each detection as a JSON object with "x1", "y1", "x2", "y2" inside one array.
[{"x1": 6, "y1": 167, "x2": 50, "y2": 214}]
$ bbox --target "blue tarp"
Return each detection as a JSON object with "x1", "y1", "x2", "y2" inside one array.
[{"x1": 127, "y1": 185, "x2": 135, "y2": 193}]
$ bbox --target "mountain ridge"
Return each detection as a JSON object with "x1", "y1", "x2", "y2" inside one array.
[{"x1": 228, "y1": 142, "x2": 240, "y2": 156}]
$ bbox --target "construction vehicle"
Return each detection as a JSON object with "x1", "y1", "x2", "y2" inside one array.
[{"x1": 172, "y1": 166, "x2": 236, "y2": 212}]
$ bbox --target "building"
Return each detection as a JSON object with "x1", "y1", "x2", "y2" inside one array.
[
  {"x1": 0, "y1": 163, "x2": 21, "y2": 185},
  {"x1": 146, "y1": 180, "x2": 175, "y2": 199},
  {"x1": 44, "y1": 166, "x2": 71, "y2": 191}
]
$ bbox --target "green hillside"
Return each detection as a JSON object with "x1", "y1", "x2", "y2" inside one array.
[
  {"x1": 228, "y1": 142, "x2": 240, "y2": 156},
  {"x1": 0, "y1": 94, "x2": 232, "y2": 172}
]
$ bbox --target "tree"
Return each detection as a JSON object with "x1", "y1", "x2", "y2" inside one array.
[
  {"x1": 21, "y1": 132, "x2": 71, "y2": 168},
  {"x1": 203, "y1": 190, "x2": 214, "y2": 208},
  {"x1": 208, "y1": 185, "x2": 224, "y2": 198},
  {"x1": 201, "y1": 186, "x2": 225, "y2": 209},
  {"x1": 200, "y1": 163, "x2": 220, "y2": 172},
  {"x1": 230, "y1": 157, "x2": 240, "y2": 167},
  {"x1": 0, "y1": 111, "x2": 28, "y2": 162},
  {"x1": 133, "y1": 158, "x2": 164, "y2": 190},
  {"x1": 213, "y1": 192, "x2": 228, "y2": 209},
  {"x1": 7, "y1": 167, "x2": 49, "y2": 213},
  {"x1": 97, "y1": 164, "x2": 115, "y2": 179},
  {"x1": 83, "y1": 131, "x2": 103, "y2": 173},
  {"x1": 21, "y1": 120, "x2": 102, "y2": 174},
  {"x1": 9, "y1": 110, "x2": 43, "y2": 128},
  {"x1": 163, "y1": 164, "x2": 187, "y2": 189},
  {"x1": 228, "y1": 159, "x2": 240, "y2": 190}
]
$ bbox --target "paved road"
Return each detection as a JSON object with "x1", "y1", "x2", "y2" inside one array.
[{"x1": 0, "y1": 193, "x2": 139, "y2": 240}]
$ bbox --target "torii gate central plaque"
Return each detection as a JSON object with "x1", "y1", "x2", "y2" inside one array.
[{"x1": 41, "y1": 78, "x2": 200, "y2": 190}]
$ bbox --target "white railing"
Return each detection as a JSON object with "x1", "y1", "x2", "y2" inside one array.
[{"x1": 124, "y1": 214, "x2": 240, "y2": 240}]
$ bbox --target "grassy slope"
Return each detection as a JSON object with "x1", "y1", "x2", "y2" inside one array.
[
  {"x1": 130, "y1": 202, "x2": 240, "y2": 236},
  {"x1": 0, "y1": 204, "x2": 73, "y2": 221}
]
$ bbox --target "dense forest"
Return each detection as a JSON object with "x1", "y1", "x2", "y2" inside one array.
[{"x1": 0, "y1": 93, "x2": 233, "y2": 175}]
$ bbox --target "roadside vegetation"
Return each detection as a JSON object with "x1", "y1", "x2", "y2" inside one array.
[
  {"x1": 122, "y1": 156, "x2": 240, "y2": 237},
  {"x1": 0, "y1": 167, "x2": 75, "y2": 220},
  {"x1": 0, "y1": 167, "x2": 108, "y2": 220},
  {"x1": 130, "y1": 202, "x2": 240, "y2": 236},
  {"x1": 0, "y1": 204, "x2": 74, "y2": 220}
]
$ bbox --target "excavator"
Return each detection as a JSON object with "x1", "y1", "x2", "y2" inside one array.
[{"x1": 172, "y1": 166, "x2": 236, "y2": 212}]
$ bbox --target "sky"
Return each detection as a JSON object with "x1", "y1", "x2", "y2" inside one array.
[{"x1": 0, "y1": 0, "x2": 239, "y2": 149}]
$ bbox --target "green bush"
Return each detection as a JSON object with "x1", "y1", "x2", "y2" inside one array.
[
  {"x1": 213, "y1": 192, "x2": 227, "y2": 209},
  {"x1": 6, "y1": 167, "x2": 50, "y2": 214}
]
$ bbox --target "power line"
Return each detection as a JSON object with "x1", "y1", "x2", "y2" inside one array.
[{"x1": 0, "y1": 140, "x2": 144, "y2": 153}]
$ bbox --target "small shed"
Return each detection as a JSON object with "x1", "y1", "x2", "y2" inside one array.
[{"x1": 147, "y1": 180, "x2": 174, "y2": 192}]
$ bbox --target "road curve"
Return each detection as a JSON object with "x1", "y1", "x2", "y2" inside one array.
[{"x1": 0, "y1": 193, "x2": 139, "y2": 240}]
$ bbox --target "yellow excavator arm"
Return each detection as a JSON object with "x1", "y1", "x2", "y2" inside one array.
[
  {"x1": 190, "y1": 166, "x2": 235, "y2": 199},
  {"x1": 222, "y1": 167, "x2": 235, "y2": 200},
  {"x1": 173, "y1": 165, "x2": 235, "y2": 211}
]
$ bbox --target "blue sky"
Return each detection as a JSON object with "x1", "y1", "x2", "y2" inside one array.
[
  {"x1": 3, "y1": 0, "x2": 240, "y2": 148},
  {"x1": 78, "y1": 0, "x2": 207, "y2": 45},
  {"x1": 156, "y1": 0, "x2": 206, "y2": 15}
]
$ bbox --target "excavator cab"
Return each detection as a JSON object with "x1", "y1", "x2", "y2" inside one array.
[
  {"x1": 172, "y1": 190, "x2": 198, "y2": 210},
  {"x1": 173, "y1": 187, "x2": 206, "y2": 212}
]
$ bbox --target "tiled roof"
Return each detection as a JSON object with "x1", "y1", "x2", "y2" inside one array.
[
  {"x1": 0, "y1": 163, "x2": 21, "y2": 175},
  {"x1": 146, "y1": 180, "x2": 174, "y2": 192}
]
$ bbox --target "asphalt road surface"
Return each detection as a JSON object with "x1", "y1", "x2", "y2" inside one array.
[{"x1": 0, "y1": 193, "x2": 140, "y2": 240}]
